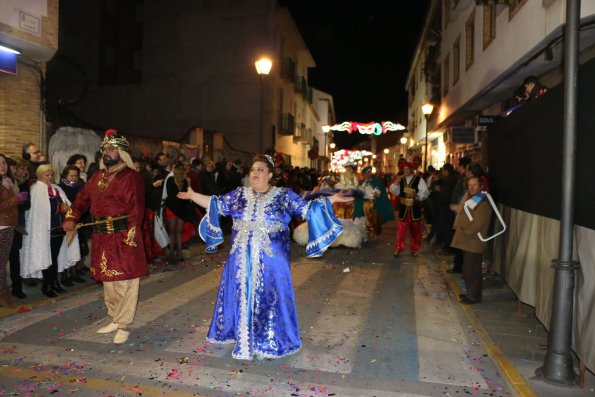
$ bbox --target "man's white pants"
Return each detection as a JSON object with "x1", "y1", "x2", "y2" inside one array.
[{"x1": 103, "y1": 278, "x2": 140, "y2": 328}]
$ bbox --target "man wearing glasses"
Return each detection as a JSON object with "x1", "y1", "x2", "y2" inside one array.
[
  {"x1": 21, "y1": 142, "x2": 45, "y2": 175},
  {"x1": 63, "y1": 129, "x2": 147, "y2": 344}
]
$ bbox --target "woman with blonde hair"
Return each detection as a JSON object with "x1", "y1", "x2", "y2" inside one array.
[
  {"x1": 20, "y1": 164, "x2": 80, "y2": 297},
  {"x1": 163, "y1": 164, "x2": 200, "y2": 262}
]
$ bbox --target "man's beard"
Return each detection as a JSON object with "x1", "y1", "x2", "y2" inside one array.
[{"x1": 103, "y1": 155, "x2": 119, "y2": 167}]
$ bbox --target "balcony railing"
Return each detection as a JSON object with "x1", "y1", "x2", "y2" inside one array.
[
  {"x1": 278, "y1": 113, "x2": 295, "y2": 136},
  {"x1": 280, "y1": 58, "x2": 296, "y2": 82}
]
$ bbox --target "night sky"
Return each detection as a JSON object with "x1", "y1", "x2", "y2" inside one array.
[{"x1": 280, "y1": 0, "x2": 431, "y2": 148}]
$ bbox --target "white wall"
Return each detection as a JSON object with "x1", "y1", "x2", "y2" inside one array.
[{"x1": 438, "y1": 0, "x2": 595, "y2": 124}]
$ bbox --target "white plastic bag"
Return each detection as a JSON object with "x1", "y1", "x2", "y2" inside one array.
[{"x1": 154, "y1": 213, "x2": 170, "y2": 248}]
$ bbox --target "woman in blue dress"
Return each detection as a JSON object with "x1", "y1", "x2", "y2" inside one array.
[{"x1": 178, "y1": 154, "x2": 351, "y2": 360}]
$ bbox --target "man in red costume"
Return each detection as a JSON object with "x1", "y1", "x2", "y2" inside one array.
[
  {"x1": 63, "y1": 129, "x2": 147, "y2": 344},
  {"x1": 389, "y1": 162, "x2": 429, "y2": 257}
]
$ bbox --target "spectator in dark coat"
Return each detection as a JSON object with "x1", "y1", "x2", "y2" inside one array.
[
  {"x1": 58, "y1": 165, "x2": 87, "y2": 286},
  {"x1": 200, "y1": 160, "x2": 222, "y2": 196}
]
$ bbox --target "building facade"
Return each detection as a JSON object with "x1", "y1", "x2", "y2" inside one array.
[
  {"x1": 0, "y1": 0, "x2": 59, "y2": 160},
  {"x1": 45, "y1": 0, "x2": 324, "y2": 167},
  {"x1": 311, "y1": 88, "x2": 336, "y2": 170},
  {"x1": 407, "y1": 0, "x2": 595, "y2": 168}
]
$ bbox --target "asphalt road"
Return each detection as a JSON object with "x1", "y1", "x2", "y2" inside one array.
[{"x1": 0, "y1": 221, "x2": 512, "y2": 397}]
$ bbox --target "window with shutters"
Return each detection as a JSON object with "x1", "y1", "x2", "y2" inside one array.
[{"x1": 465, "y1": 10, "x2": 475, "y2": 70}]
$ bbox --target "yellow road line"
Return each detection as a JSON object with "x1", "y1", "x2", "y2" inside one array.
[
  {"x1": 0, "y1": 365, "x2": 210, "y2": 396},
  {"x1": 443, "y1": 265, "x2": 538, "y2": 397}
]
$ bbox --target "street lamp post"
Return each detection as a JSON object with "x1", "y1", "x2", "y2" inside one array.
[
  {"x1": 329, "y1": 142, "x2": 336, "y2": 171},
  {"x1": 255, "y1": 57, "x2": 272, "y2": 153},
  {"x1": 421, "y1": 103, "x2": 434, "y2": 172},
  {"x1": 400, "y1": 135, "x2": 408, "y2": 158},
  {"x1": 322, "y1": 125, "x2": 331, "y2": 159},
  {"x1": 383, "y1": 148, "x2": 389, "y2": 172}
]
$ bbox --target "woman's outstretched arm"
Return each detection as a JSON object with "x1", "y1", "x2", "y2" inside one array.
[
  {"x1": 327, "y1": 190, "x2": 354, "y2": 205},
  {"x1": 177, "y1": 187, "x2": 212, "y2": 209}
]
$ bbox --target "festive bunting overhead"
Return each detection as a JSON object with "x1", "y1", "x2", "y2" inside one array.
[
  {"x1": 331, "y1": 150, "x2": 373, "y2": 167},
  {"x1": 329, "y1": 121, "x2": 405, "y2": 135}
]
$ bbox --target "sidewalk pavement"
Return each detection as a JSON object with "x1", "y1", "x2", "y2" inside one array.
[{"x1": 429, "y1": 247, "x2": 595, "y2": 397}]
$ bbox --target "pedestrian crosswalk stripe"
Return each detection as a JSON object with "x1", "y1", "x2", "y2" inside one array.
[
  {"x1": 288, "y1": 265, "x2": 382, "y2": 373},
  {"x1": 414, "y1": 263, "x2": 488, "y2": 388}
]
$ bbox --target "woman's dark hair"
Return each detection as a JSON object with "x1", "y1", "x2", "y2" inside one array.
[
  {"x1": 466, "y1": 162, "x2": 485, "y2": 177},
  {"x1": 0, "y1": 153, "x2": 16, "y2": 181},
  {"x1": 67, "y1": 153, "x2": 87, "y2": 166},
  {"x1": 443, "y1": 163, "x2": 455, "y2": 175},
  {"x1": 251, "y1": 154, "x2": 274, "y2": 173},
  {"x1": 61, "y1": 164, "x2": 80, "y2": 179}
]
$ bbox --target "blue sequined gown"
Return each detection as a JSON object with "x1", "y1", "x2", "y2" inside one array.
[{"x1": 199, "y1": 186, "x2": 343, "y2": 360}]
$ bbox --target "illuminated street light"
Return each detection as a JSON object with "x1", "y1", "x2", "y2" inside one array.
[
  {"x1": 255, "y1": 57, "x2": 272, "y2": 153},
  {"x1": 421, "y1": 103, "x2": 434, "y2": 171},
  {"x1": 329, "y1": 142, "x2": 336, "y2": 149},
  {"x1": 383, "y1": 148, "x2": 389, "y2": 154},
  {"x1": 0, "y1": 44, "x2": 20, "y2": 54},
  {"x1": 254, "y1": 57, "x2": 272, "y2": 75}
]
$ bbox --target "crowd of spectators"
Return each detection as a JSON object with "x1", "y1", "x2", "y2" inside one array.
[{"x1": 0, "y1": 137, "x2": 492, "y2": 307}]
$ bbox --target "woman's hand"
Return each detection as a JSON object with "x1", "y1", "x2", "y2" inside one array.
[
  {"x1": 1, "y1": 177, "x2": 13, "y2": 190},
  {"x1": 177, "y1": 186, "x2": 211, "y2": 209},
  {"x1": 328, "y1": 191, "x2": 353, "y2": 204},
  {"x1": 15, "y1": 191, "x2": 28, "y2": 202},
  {"x1": 177, "y1": 186, "x2": 195, "y2": 201}
]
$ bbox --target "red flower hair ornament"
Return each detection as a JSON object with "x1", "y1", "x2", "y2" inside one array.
[{"x1": 102, "y1": 128, "x2": 130, "y2": 150}]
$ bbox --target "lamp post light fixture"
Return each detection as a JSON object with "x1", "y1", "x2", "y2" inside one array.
[
  {"x1": 255, "y1": 57, "x2": 273, "y2": 153},
  {"x1": 383, "y1": 148, "x2": 390, "y2": 172},
  {"x1": 0, "y1": 44, "x2": 20, "y2": 54},
  {"x1": 329, "y1": 142, "x2": 336, "y2": 149},
  {"x1": 400, "y1": 136, "x2": 408, "y2": 158},
  {"x1": 322, "y1": 125, "x2": 332, "y2": 161},
  {"x1": 421, "y1": 103, "x2": 434, "y2": 171}
]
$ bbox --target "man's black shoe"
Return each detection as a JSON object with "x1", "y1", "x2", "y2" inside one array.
[
  {"x1": 11, "y1": 290, "x2": 27, "y2": 299},
  {"x1": 460, "y1": 297, "x2": 481, "y2": 305},
  {"x1": 71, "y1": 275, "x2": 86, "y2": 283}
]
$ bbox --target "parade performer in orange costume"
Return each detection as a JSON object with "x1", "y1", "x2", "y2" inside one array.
[{"x1": 63, "y1": 129, "x2": 148, "y2": 344}]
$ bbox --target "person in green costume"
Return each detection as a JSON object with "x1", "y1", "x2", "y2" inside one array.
[{"x1": 354, "y1": 166, "x2": 395, "y2": 240}]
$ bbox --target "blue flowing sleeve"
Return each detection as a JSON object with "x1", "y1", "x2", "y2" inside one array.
[
  {"x1": 285, "y1": 189, "x2": 344, "y2": 257},
  {"x1": 305, "y1": 197, "x2": 344, "y2": 257},
  {"x1": 198, "y1": 188, "x2": 239, "y2": 253},
  {"x1": 198, "y1": 196, "x2": 224, "y2": 253}
]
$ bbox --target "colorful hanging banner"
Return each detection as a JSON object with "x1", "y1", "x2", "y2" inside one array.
[
  {"x1": 331, "y1": 149, "x2": 373, "y2": 167},
  {"x1": 329, "y1": 121, "x2": 405, "y2": 135}
]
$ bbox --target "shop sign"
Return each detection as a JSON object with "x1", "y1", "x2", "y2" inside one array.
[
  {"x1": 450, "y1": 126, "x2": 476, "y2": 144},
  {"x1": 477, "y1": 115, "x2": 502, "y2": 131}
]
